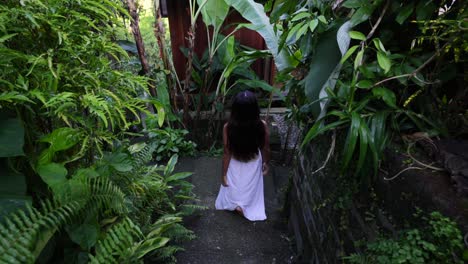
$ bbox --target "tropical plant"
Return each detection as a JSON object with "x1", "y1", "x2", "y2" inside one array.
[
  {"x1": 0, "y1": 0, "x2": 196, "y2": 262},
  {"x1": 144, "y1": 124, "x2": 197, "y2": 161},
  {"x1": 274, "y1": 0, "x2": 466, "y2": 178},
  {"x1": 345, "y1": 212, "x2": 465, "y2": 264}
]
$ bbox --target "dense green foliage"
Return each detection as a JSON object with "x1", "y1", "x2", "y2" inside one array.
[
  {"x1": 0, "y1": 0, "x2": 196, "y2": 262},
  {"x1": 345, "y1": 212, "x2": 465, "y2": 263},
  {"x1": 274, "y1": 0, "x2": 467, "y2": 177},
  {"x1": 265, "y1": 0, "x2": 467, "y2": 261}
]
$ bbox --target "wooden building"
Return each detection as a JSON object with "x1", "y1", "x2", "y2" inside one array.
[{"x1": 164, "y1": 0, "x2": 276, "y2": 84}]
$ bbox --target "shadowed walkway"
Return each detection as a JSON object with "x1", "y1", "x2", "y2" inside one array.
[{"x1": 175, "y1": 156, "x2": 293, "y2": 264}]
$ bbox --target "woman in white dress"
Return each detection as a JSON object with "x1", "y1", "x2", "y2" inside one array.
[{"x1": 215, "y1": 90, "x2": 270, "y2": 221}]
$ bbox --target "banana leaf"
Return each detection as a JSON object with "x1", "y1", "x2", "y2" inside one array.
[
  {"x1": 301, "y1": 21, "x2": 351, "y2": 119},
  {"x1": 197, "y1": 0, "x2": 230, "y2": 28},
  {"x1": 226, "y1": 0, "x2": 292, "y2": 71}
]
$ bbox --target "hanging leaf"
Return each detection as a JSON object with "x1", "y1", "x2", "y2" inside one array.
[
  {"x1": 373, "y1": 87, "x2": 397, "y2": 108},
  {"x1": 39, "y1": 127, "x2": 82, "y2": 152},
  {"x1": 372, "y1": 38, "x2": 386, "y2": 52},
  {"x1": 166, "y1": 172, "x2": 193, "y2": 183},
  {"x1": 377, "y1": 51, "x2": 392, "y2": 73},
  {"x1": 396, "y1": 3, "x2": 414, "y2": 24},
  {"x1": 350, "y1": 5, "x2": 374, "y2": 27},
  {"x1": 105, "y1": 152, "x2": 133, "y2": 172},
  {"x1": 226, "y1": 0, "x2": 292, "y2": 70},
  {"x1": 340, "y1": 45, "x2": 359, "y2": 64},
  {"x1": 291, "y1": 12, "x2": 310, "y2": 21},
  {"x1": 354, "y1": 49, "x2": 364, "y2": 70},
  {"x1": 349, "y1": 31, "x2": 366, "y2": 41},
  {"x1": 356, "y1": 80, "x2": 373, "y2": 89},
  {"x1": 37, "y1": 162, "x2": 68, "y2": 187},
  {"x1": 308, "y1": 19, "x2": 319, "y2": 32},
  {"x1": 164, "y1": 154, "x2": 178, "y2": 176},
  {"x1": 343, "y1": 0, "x2": 364, "y2": 8},
  {"x1": 197, "y1": 0, "x2": 230, "y2": 28},
  {"x1": 286, "y1": 21, "x2": 305, "y2": 45}
]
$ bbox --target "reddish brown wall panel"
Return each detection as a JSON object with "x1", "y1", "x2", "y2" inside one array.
[{"x1": 167, "y1": 2, "x2": 271, "y2": 83}]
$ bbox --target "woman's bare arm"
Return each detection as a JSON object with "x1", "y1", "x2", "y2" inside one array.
[{"x1": 222, "y1": 123, "x2": 231, "y2": 186}]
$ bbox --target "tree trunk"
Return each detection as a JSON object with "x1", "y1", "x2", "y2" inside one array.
[
  {"x1": 153, "y1": 4, "x2": 179, "y2": 111},
  {"x1": 127, "y1": 0, "x2": 157, "y2": 97},
  {"x1": 182, "y1": 24, "x2": 195, "y2": 126}
]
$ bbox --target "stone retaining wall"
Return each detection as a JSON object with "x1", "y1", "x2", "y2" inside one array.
[{"x1": 287, "y1": 133, "x2": 468, "y2": 263}]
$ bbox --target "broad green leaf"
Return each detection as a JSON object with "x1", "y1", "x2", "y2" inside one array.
[
  {"x1": 308, "y1": 19, "x2": 319, "y2": 32},
  {"x1": 218, "y1": 35, "x2": 235, "y2": 66},
  {"x1": 39, "y1": 127, "x2": 82, "y2": 152},
  {"x1": 356, "y1": 80, "x2": 373, "y2": 89},
  {"x1": 318, "y1": 15, "x2": 327, "y2": 24},
  {"x1": 354, "y1": 49, "x2": 364, "y2": 70},
  {"x1": 156, "y1": 82, "x2": 171, "y2": 108},
  {"x1": 37, "y1": 162, "x2": 68, "y2": 187},
  {"x1": 128, "y1": 142, "x2": 147, "y2": 154},
  {"x1": 296, "y1": 23, "x2": 310, "y2": 40},
  {"x1": 106, "y1": 153, "x2": 133, "y2": 172},
  {"x1": 226, "y1": 0, "x2": 292, "y2": 70},
  {"x1": 164, "y1": 154, "x2": 178, "y2": 176},
  {"x1": 372, "y1": 38, "x2": 386, "y2": 52},
  {"x1": 377, "y1": 51, "x2": 392, "y2": 73},
  {"x1": 166, "y1": 172, "x2": 193, "y2": 183},
  {"x1": 343, "y1": 0, "x2": 364, "y2": 8},
  {"x1": 291, "y1": 12, "x2": 310, "y2": 21},
  {"x1": 67, "y1": 215, "x2": 99, "y2": 250},
  {"x1": 286, "y1": 21, "x2": 305, "y2": 45},
  {"x1": 373, "y1": 87, "x2": 396, "y2": 108},
  {"x1": 135, "y1": 237, "x2": 170, "y2": 259},
  {"x1": 197, "y1": 0, "x2": 230, "y2": 27},
  {"x1": 340, "y1": 45, "x2": 358, "y2": 64},
  {"x1": 350, "y1": 5, "x2": 374, "y2": 27},
  {"x1": 73, "y1": 168, "x2": 99, "y2": 179},
  {"x1": 302, "y1": 27, "x2": 342, "y2": 117},
  {"x1": 396, "y1": 3, "x2": 414, "y2": 24},
  {"x1": 349, "y1": 31, "x2": 366, "y2": 41},
  {"x1": 0, "y1": 117, "x2": 24, "y2": 157}
]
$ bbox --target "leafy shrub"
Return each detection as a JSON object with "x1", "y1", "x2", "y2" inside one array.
[
  {"x1": 147, "y1": 128, "x2": 197, "y2": 161},
  {"x1": 345, "y1": 212, "x2": 465, "y2": 264},
  {"x1": 0, "y1": 0, "x2": 197, "y2": 262}
]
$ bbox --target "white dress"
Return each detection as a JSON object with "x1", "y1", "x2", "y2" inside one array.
[{"x1": 215, "y1": 150, "x2": 266, "y2": 221}]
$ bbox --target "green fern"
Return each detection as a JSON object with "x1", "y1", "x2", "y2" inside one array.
[
  {"x1": 89, "y1": 217, "x2": 170, "y2": 264},
  {"x1": 0, "y1": 200, "x2": 82, "y2": 263}
]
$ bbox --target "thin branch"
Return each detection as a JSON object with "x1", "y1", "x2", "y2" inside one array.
[
  {"x1": 406, "y1": 144, "x2": 445, "y2": 171},
  {"x1": 310, "y1": 130, "x2": 336, "y2": 175},
  {"x1": 384, "y1": 166, "x2": 424, "y2": 181},
  {"x1": 365, "y1": 0, "x2": 390, "y2": 41},
  {"x1": 373, "y1": 39, "x2": 453, "y2": 87}
]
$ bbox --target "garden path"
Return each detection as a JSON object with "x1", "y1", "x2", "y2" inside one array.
[{"x1": 174, "y1": 156, "x2": 293, "y2": 264}]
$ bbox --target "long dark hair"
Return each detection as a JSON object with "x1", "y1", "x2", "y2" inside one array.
[{"x1": 227, "y1": 90, "x2": 265, "y2": 161}]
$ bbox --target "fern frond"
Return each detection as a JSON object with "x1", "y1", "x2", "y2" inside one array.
[
  {"x1": 177, "y1": 204, "x2": 208, "y2": 216},
  {"x1": 0, "y1": 200, "x2": 82, "y2": 263},
  {"x1": 89, "y1": 216, "x2": 172, "y2": 264}
]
